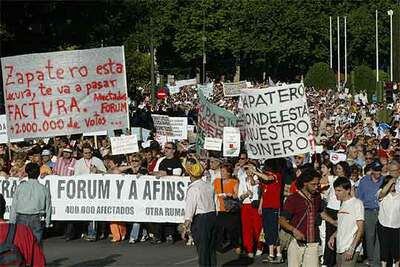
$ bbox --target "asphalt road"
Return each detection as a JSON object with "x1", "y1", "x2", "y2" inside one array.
[
  {"x1": 44, "y1": 237, "x2": 283, "y2": 267},
  {"x1": 44, "y1": 237, "x2": 368, "y2": 267}
]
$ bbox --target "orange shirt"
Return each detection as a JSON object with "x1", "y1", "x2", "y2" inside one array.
[{"x1": 213, "y1": 178, "x2": 238, "y2": 212}]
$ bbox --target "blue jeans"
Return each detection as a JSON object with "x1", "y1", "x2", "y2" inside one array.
[
  {"x1": 130, "y1": 223, "x2": 147, "y2": 241},
  {"x1": 16, "y1": 214, "x2": 44, "y2": 245},
  {"x1": 88, "y1": 221, "x2": 97, "y2": 238}
]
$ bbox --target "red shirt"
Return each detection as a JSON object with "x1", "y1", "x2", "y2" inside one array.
[
  {"x1": 0, "y1": 223, "x2": 45, "y2": 267},
  {"x1": 260, "y1": 171, "x2": 282, "y2": 209},
  {"x1": 281, "y1": 192, "x2": 322, "y2": 243}
]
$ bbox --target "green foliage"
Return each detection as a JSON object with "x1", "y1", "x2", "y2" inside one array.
[
  {"x1": 304, "y1": 62, "x2": 336, "y2": 90},
  {"x1": 353, "y1": 65, "x2": 375, "y2": 98},
  {"x1": 124, "y1": 44, "x2": 151, "y2": 97},
  {"x1": 373, "y1": 70, "x2": 390, "y2": 82}
]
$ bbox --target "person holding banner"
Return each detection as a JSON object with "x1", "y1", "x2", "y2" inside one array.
[
  {"x1": 104, "y1": 155, "x2": 127, "y2": 243},
  {"x1": 74, "y1": 144, "x2": 106, "y2": 242},
  {"x1": 181, "y1": 157, "x2": 217, "y2": 267}
]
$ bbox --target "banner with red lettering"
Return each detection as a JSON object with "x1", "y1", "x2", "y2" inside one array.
[{"x1": 1, "y1": 46, "x2": 129, "y2": 139}]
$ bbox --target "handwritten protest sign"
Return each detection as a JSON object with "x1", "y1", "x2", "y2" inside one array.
[
  {"x1": 110, "y1": 135, "x2": 139, "y2": 155},
  {"x1": 151, "y1": 114, "x2": 172, "y2": 136},
  {"x1": 169, "y1": 117, "x2": 188, "y2": 140},
  {"x1": 204, "y1": 137, "x2": 222, "y2": 151},
  {"x1": 240, "y1": 83, "x2": 312, "y2": 159},
  {"x1": 196, "y1": 90, "x2": 238, "y2": 152},
  {"x1": 223, "y1": 81, "x2": 247, "y2": 97},
  {"x1": 1, "y1": 47, "x2": 129, "y2": 139},
  {"x1": 0, "y1": 175, "x2": 190, "y2": 223},
  {"x1": 223, "y1": 127, "x2": 240, "y2": 157}
]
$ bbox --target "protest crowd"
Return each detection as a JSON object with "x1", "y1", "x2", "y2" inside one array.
[{"x1": 0, "y1": 71, "x2": 399, "y2": 267}]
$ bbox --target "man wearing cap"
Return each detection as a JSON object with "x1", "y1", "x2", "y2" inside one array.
[
  {"x1": 357, "y1": 161, "x2": 384, "y2": 267},
  {"x1": 181, "y1": 157, "x2": 216, "y2": 267},
  {"x1": 41, "y1": 149, "x2": 55, "y2": 170},
  {"x1": 53, "y1": 145, "x2": 77, "y2": 240},
  {"x1": 53, "y1": 145, "x2": 76, "y2": 177}
]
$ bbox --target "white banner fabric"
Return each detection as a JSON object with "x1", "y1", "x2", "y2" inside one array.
[
  {"x1": 1, "y1": 175, "x2": 190, "y2": 223},
  {"x1": 1, "y1": 46, "x2": 129, "y2": 139}
]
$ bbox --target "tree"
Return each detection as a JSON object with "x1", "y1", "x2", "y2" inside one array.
[
  {"x1": 304, "y1": 62, "x2": 336, "y2": 89},
  {"x1": 353, "y1": 65, "x2": 375, "y2": 98}
]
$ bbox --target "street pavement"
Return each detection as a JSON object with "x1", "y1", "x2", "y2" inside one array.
[
  {"x1": 44, "y1": 237, "x2": 368, "y2": 267},
  {"x1": 44, "y1": 236, "x2": 282, "y2": 267}
]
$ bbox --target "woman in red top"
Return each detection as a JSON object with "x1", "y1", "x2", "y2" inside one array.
[{"x1": 252, "y1": 158, "x2": 284, "y2": 263}]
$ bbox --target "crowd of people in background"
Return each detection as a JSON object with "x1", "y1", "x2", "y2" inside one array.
[{"x1": 0, "y1": 80, "x2": 399, "y2": 267}]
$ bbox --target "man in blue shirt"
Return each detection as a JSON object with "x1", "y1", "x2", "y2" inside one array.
[{"x1": 356, "y1": 162, "x2": 384, "y2": 267}]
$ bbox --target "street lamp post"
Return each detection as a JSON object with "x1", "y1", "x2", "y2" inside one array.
[{"x1": 388, "y1": 10, "x2": 394, "y2": 81}]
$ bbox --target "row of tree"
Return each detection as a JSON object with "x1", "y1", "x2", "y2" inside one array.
[{"x1": 1, "y1": 0, "x2": 399, "y2": 96}]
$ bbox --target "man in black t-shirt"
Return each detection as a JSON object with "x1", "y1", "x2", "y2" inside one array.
[
  {"x1": 150, "y1": 142, "x2": 183, "y2": 244},
  {"x1": 155, "y1": 142, "x2": 184, "y2": 176}
]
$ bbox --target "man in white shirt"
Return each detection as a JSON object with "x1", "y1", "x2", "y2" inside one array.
[
  {"x1": 181, "y1": 157, "x2": 216, "y2": 267},
  {"x1": 377, "y1": 174, "x2": 400, "y2": 267},
  {"x1": 74, "y1": 144, "x2": 106, "y2": 242},
  {"x1": 328, "y1": 177, "x2": 364, "y2": 267}
]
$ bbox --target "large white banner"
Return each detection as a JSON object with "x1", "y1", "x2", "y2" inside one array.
[
  {"x1": 1, "y1": 46, "x2": 129, "y2": 139},
  {"x1": 1, "y1": 175, "x2": 190, "y2": 223},
  {"x1": 240, "y1": 83, "x2": 312, "y2": 159}
]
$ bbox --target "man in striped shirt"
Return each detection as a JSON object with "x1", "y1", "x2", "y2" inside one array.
[
  {"x1": 53, "y1": 146, "x2": 76, "y2": 177},
  {"x1": 53, "y1": 145, "x2": 77, "y2": 240}
]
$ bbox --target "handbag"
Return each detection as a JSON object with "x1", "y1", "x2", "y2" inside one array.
[{"x1": 220, "y1": 179, "x2": 240, "y2": 213}]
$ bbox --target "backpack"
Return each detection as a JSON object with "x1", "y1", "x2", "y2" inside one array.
[{"x1": 0, "y1": 224, "x2": 25, "y2": 267}]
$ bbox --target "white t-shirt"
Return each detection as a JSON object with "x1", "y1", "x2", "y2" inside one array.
[
  {"x1": 337, "y1": 197, "x2": 364, "y2": 254},
  {"x1": 378, "y1": 192, "x2": 400, "y2": 228},
  {"x1": 326, "y1": 176, "x2": 341, "y2": 210},
  {"x1": 238, "y1": 175, "x2": 259, "y2": 204},
  {"x1": 74, "y1": 156, "x2": 106, "y2": 175}
]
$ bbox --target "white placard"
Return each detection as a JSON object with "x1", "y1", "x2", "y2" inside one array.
[
  {"x1": 169, "y1": 117, "x2": 188, "y2": 140},
  {"x1": 175, "y1": 78, "x2": 197, "y2": 88},
  {"x1": 240, "y1": 83, "x2": 312, "y2": 159},
  {"x1": 223, "y1": 81, "x2": 247, "y2": 97},
  {"x1": 204, "y1": 137, "x2": 223, "y2": 151},
  {"x1": 1, "y1": 46, "x2": 129, "y2": 139},
  {"x1": 83, "y1": 131, "x2": 107, "y2": 136},
  {"x1": 223, "y1": 127, "x2": 241, "y2": 157},
  {"x1": 142, "y1": 128, "x2": 151, "y2": 141},
  {"x1": 1, "y1": 175, "x2": 190, "y2": 223},
  {"x1": 151, "y1": 114, "x2": 172, "y2": 136},
  {"x1": 131, "y1": 127, "x2": 142, "y2": 141},
  {"x1": 329, "y1": 152, "x2": 347, "y2": 165},
  {"x1": 110, "y1": 135, "x2": 139, "y2": 155},
  {"x1": 0, "y1": 115, "x2": 8, "y2": 144}
]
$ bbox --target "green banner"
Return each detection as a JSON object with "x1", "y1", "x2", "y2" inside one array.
[{"x1": 196, "y1": 90, "x2": 238, "y2": 153}]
